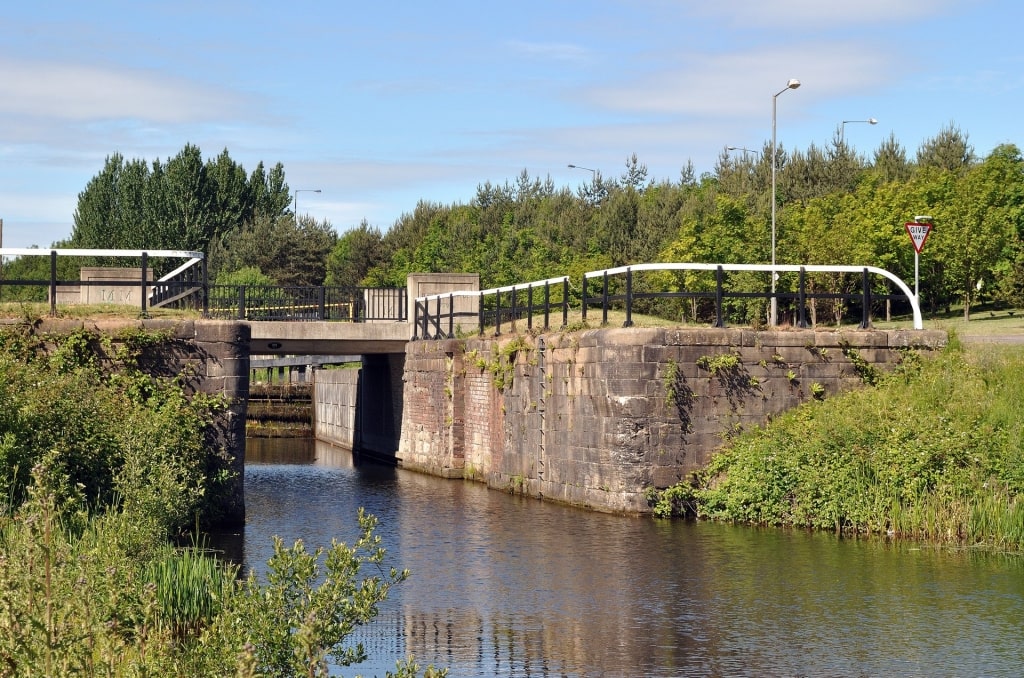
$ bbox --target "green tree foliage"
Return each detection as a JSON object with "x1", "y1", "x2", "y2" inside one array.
[
  {"x1": 70, "y1": 145, "x2": 291, "y2": 261},
  {"x1": 209, "y1": 214, "x2": 337, "y2": 286}
]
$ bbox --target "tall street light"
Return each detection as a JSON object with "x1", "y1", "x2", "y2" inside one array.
[
  {"x1": 770, "y1": 78, "x2": 800, "y2": 326},
  {"x1": 294, "y1": 188, "x2": 321, "y2": 220},
  {"x1": 840, "y1": 117, "x2": 878, "y2": 143},
  {"x1": 567, "y1": 164, "x2": 597, "y2": 180},
  {"x1": 727, "y1": 146, "x2": 762, "y2": 159}
]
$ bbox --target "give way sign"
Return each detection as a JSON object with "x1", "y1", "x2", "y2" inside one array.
[{"x1": 905, "y1": 221, "x2": 933, "y2": 254}]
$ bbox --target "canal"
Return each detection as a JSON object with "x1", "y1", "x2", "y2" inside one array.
[{"x1": 224, "y1": 437, "x2": 1024, "y2": 677}]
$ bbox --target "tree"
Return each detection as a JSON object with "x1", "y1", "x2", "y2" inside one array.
[
  {"x1": 916, "y1": 123, "x2": 974, "y2": 172},
  {"x1": 161, "y1": 144, "x2": 216, "y2": 251},
  {"x1": 207, "y1": 148, "x2": 252, "y2": 237},
  {"x1": 326, "y1": 221, "x2": 386, "y2": 286},
  {"x1": 872, "y1": 133, "x2": 911, "y2": 183},
  {"x1": 72, "y1": 154, "x2": 123, "y2": 248},
  {"x1": 210, "y1": 214, "x2": 337, "y2": 287}
]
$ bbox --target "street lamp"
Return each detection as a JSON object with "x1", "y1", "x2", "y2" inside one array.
[
  {"x1": 840, "y1": 117, "x2": 878, "y2": 142},
  {"x1": 293, "y1": 188, "x2": 321, "y2": 220},
  {"x1": 567, "y1": 164, "x2": 597, "y2": 180},
  {"x1": 770, "y1": 78, "x2": 800, "y2": 326},
  {"x1": 727, "y1": 146, "x2": 762, "y2": 159}
]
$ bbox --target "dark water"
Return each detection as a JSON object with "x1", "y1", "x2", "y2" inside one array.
[{"x1": 224, "y1": 438, "x2": 1024, "y2": 677}]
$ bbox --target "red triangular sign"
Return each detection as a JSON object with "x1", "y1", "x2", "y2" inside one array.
[{"x1": 905, "y1": 222, "x2": 932, "y2": 254}]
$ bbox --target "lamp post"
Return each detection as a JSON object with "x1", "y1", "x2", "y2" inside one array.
[
  {"x1": 726, "y1": 146, "x2": 762, "y2": 159},
  {"x1": 567, "y1": 164, "x2": 597, "y2": 180},
  {"x1": 840, "y1": 118, "x2": 878, "y2": 143},
  {"x1": 293, "y1": 188, "x2": 321, "y2": 220},
  {"x1": 770, "y1": 78, "x2": 801, "y2": 326}
]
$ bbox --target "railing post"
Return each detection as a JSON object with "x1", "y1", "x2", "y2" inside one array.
[
  {"x1": 495, "y1": 288, "x2": 503, "y2": 336},
  {"x1": 317, "y1": 286, "x2": 326, "y2": 320},
  {"x1": 624, "y1": 268, "x2": 634, "y2": 327},
  {"x1": 478, "y1": 295, "x2": 485, "y2": 336},
  {"x1": 562, "y1": 278, "x2": 569, "y2": 329},
  {"x1": 527, "y1": 284, "x2": 534, "y2": 331},
  {"x1": 511, "y1": 285, "x2": 519, "y2": 330},
  {"x1": 581, "y1": 276, "x2": 588, "y2": 323},
  {"x1": 238, "y1": 285, "x2": 247, "y2": 320},
  {"x1": 433, "y1": 295, "x2": 442, "y2": 339},
  {"x1": 714, "y1": 266, "x2": 724, "y2": 328},
  {"x1": 49, "y1": 250, "x2": 57, "y2": 317},
  {"x1": 202, "y1": 256, "x2": 209, "y2": 317},
  {"x1": 447, "y1": 293, "x2": 454, "y2": 338},
  {"x1": 860, "y1": 268, "x2": 871, "y2": 329},
  {"x1": 602, "y1": 271, "x2": 609, "y2": 326},
  {"x1": 139, "y1": 251, "x2": 149, "y2": 316},
  {"x1": 543, "y1": 282, "x2": 550, "y2": 330},
  {"x1": 798, "y1": 267, "x2": 808, "y2": 328}
]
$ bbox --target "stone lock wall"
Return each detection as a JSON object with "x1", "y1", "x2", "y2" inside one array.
[
  {"x1": 19, "y1": 318, "x2": 250, "y2": 526},
  {"x1": 398, "y1": 327, "x2": 947, "y2": 514}
]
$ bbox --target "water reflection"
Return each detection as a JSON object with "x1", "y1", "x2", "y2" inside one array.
[{"x1": 232, "y1": 437, "x2": 1024, "y2": 677}]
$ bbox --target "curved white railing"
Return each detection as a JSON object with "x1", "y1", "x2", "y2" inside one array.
[{"x1": 584, "y1": 263, "x2": 922, "y2": 330}]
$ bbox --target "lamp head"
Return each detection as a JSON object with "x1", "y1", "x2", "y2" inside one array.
[
  {"x1": 868, "y1": 118, "x2": 878, "y2": 124},
  {"x1": 787, "y1": 78, "x2": 801, "y2": 90},
  {"x1": 914, "y1": 215, "x2": 933, "y2": 223}
]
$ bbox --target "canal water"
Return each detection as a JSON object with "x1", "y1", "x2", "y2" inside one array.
[{"x1": 226, "y1": 437, "x2": 1024, "y2": 677}]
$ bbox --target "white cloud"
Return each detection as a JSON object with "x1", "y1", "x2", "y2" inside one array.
[
  {"x1": 580, "y1": 41, "x2": 902, "y2": 117},
  {"x1": 0, "y1": 57, "x2": 250, "y2": 123}
]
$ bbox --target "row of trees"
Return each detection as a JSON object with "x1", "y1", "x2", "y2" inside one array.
[
  {"x1": 328, "y1": 125, "x2": 1023, "y2": 322},
  {"x1": 4, "y1": 126, "x2": 1022, "y2": 323}
]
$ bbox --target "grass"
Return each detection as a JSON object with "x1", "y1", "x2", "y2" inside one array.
[{"x1": 0, "y1": 301, "x2": 200, "y2": 320}]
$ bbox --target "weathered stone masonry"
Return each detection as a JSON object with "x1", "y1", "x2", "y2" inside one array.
[
  {"x1": 17, "y1": 318, "x2": 250, "y2": 526},
  {"x1": 398, "y1": 327, "x2": 947, "y2": 514}
]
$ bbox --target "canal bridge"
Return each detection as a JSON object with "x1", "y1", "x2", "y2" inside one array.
[{"x1": 1, "y1": 248, "x2": 944, "y2": 519}]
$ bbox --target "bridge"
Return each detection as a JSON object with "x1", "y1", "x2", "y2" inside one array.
[{"x1": 2, "y1": 248, "x2": 944, "y2": 520}]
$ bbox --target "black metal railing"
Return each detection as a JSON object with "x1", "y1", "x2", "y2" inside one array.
[
  {"x1": 206, "y1": 285, "x2": 406, "y2": 322},
  {"x1": 414, "y1": 277, "x2": 570, "y2": 340},
  {"x1": 0, "y1": 248, "x2": 407, "y2": 323}
]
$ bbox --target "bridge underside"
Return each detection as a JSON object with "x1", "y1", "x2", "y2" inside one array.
[{"x1": 247, "y1": 320, "x2": 410, "y2": 355}]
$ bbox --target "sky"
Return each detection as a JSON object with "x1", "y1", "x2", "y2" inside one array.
[{"x1": 1, "y1": 0, "x2": 1022, "y2": 249}]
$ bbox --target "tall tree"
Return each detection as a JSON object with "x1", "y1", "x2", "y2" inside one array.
[
  {"x1": 161, "y1": 144, "x2": 216, "y2": 251},
  {"x1": 916, "y1": 123, "x2": 974, "y2": 172},
  {"x1": 72, "y1": 154, "x2": 123, "y2": 248}
]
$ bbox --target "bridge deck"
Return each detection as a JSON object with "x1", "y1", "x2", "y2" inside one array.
[{"x1": 248, "y1": 320, "x2": 411, "y2": 355}]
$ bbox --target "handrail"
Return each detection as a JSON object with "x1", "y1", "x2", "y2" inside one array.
[
  {"x1": 414, "y1": 276, "x2": 570, "y2": 339},
  {"x1": 0, "y1": 248, "x2": 203, "y2": 258},
  {"x1": 584, "y1": 262, "x2": 922, "y2": 330}
]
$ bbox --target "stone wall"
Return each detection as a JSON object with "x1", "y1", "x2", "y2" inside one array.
[
  {"x1": 20, "y1": 318, "x2": 250, "y2": 526},
  {"x1": 398, "y1": 327, "x2": 947, "y2": 514}
]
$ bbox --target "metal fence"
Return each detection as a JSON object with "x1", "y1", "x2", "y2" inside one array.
[
  {"x1": 582, "y1": 263, "x2": 923, "y2": 330},
  {"x1": 413, "y1": 276, "x2": 570, "y2": 340},
  {"x1": 206, "y1": 285, "x2": 406, "y2": 322},
  {"x1": 0, "y1": 248, "x2": 407, "y2": 322}
]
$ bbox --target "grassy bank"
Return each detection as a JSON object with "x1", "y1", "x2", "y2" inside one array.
[{"x1": 650, "y1": 337, "x2": 1024, "y2": 551}]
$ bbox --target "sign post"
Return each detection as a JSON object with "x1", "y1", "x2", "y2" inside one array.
[{"x1": 905, "y1": 218, "x2": 933, "y2": 300}]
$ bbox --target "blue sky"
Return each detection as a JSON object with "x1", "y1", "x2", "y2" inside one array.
[{"x1": 1, "y1": 0, "x2": 1021, "y2": 249}]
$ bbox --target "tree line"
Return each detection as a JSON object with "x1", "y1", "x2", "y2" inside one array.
[{"x1": 4, "y1": 126, "x2": 1023, "y2": 323}]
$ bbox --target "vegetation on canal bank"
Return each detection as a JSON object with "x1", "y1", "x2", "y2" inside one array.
[
  {"x1": 0, "y1": 326, "x2": 444, "y2": 677},
  {"x1": 649, "y1": 338, "x2": 1024, "y2": 551}
]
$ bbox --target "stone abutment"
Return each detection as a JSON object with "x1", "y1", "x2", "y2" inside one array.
[{"x1": 397, "y1": 327, "x2": 947, "y2": 514}]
